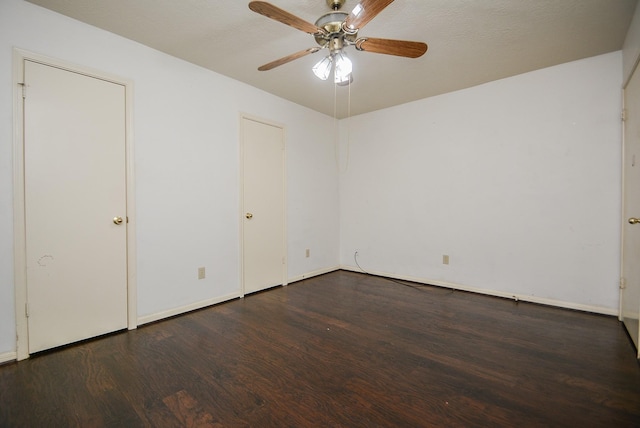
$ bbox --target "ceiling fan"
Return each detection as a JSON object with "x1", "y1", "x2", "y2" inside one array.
[{"x1": 248, "y1": 0, "x2": 428, "y2": 85}]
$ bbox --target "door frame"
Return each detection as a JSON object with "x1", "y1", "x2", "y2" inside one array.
[
  {"x1": 620, "y1": 55, "x2": 640, "y2": 323},
  {"x1": 12, "y1": 49, "x2": 137, "y2": 361},
  {"x1": 621, "y1": 57, "x2": 640, "y2": 358},
  {"x1": 621, "y1": 82, "x2": 626, "y2": 323},
  {"x1": 239, "y1": 113, "x2": 288, "y2": 297}
]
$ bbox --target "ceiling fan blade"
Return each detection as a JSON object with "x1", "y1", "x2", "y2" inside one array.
[
  {"x1": 344, "y1": 0, "x2": 395, "y2": 32},
  {"x1": 258, "y1": 47, "x2": 321, "y2": 71},
  {"x1": 249, "y1": 1, "x2": 324, "y2": 35},
  {"x1": 356, "y1": 37, "x2": 428, "y2": 58}
]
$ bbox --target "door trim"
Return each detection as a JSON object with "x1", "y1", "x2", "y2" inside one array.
[
  {"x1": 12, "y1": 49, "x2": 137, "y2": 361},
  {"x1": 621, "y1": 84, "x2": 626, "y2": 323},
  {"x1": 622, "y1": 61, "x2": 638, "y2": 321},
  {"x1": 239, "y1": 113, "x2": 288, "y2": 297}
]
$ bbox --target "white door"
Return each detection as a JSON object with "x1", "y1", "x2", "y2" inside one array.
[
  {"x1": 622, "y1": 63, "x2": 640, "y2": 358},
  {"x1": 24, "y1": 60, "x2": 128, "y2": 353},
  {"x1": 241, "y1": 117, "x2": 286, "y2": 294}
]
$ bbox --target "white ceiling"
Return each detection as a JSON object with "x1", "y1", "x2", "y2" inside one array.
[{"x1": 27, "y1": 0, "x2": 638, "y2": 118}]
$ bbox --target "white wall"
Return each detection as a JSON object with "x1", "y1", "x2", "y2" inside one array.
[
  {"x1": 0, "y1": 0, "x2": 339, "y2": 357},
  {"x1": 339, "y1": 52, "x2": 623, "y2": 314},
  {"x1": 623, "y1": 2, "x2": 640, "y2": 85}
]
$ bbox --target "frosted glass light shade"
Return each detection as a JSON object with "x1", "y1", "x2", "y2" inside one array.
[
  {"x1": 336, "y1": 73, "x2": 353, "y2": 86},
  {"x1": 334, "y1": 52, "x2": 352, "y2": 83},
  {"x1": 312, "y1": 55, "x2": 333, "y2": 80}
]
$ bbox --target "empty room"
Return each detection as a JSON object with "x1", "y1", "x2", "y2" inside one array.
[{"x1": 1, "y1": 0, "x2": 640, "y2": 426}]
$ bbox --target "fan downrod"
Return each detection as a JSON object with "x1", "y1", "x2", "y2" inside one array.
[{"x1": 326, "y1": 0, "x2": 346, "y2": 11}]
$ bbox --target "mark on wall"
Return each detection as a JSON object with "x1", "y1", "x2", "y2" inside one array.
[{"x1": 37, "y1": 255, "x2": 54, "y2": 267}]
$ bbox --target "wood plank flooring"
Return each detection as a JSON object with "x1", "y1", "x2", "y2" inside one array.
[{"x1": 1, "y1": 270, "x2": 639, "y2": 427}]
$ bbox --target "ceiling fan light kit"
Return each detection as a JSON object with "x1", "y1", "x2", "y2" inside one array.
[
  {"x1": 313, "y1": 35, "x2": 353, "y2": 83},
  {"x1": 248, "y1": 0, "x2": 428, "y2": 85}
]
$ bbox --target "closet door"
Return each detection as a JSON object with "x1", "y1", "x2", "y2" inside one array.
[
  {"x1": 24, "y1": 60, "x2": 128, "y2": 353},
  {"x1": 241, "y1": 116, "x2": 286, "y2": 294}
]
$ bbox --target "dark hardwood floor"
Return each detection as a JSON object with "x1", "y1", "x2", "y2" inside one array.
[{"x1": 1, "y1": 270, "x2": 640, "y2": 427}]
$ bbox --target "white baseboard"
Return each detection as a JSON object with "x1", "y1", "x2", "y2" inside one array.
[
  {"x1": 288, "y1": 265, "x2": 340, "y2": 284},
  {"x1": 339, "y1": 265, "x2": 619, "y2": 317},
  {"x1": 2, "y1": 266, "x2": 617, "y2": 362},
  {"x1": 137, "y1": 266, "x2": 340, "y2": 326},
  {"x1": 137, "y1": 291, "x2": 242, "y2": 326},
  {"x1": 0, "y1": 351, "x2": 17, "y2": 364}
]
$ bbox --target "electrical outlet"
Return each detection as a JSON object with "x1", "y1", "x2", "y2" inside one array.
[
  {"x1": 305, "y1": 249, "x2": 310, "y2": 258},
  {"x1": 198, "y1": 267, "x2": 205, "y2": 279},
  {"x1": 442, "y1": 255, "x2": 449, "y2": 265}
]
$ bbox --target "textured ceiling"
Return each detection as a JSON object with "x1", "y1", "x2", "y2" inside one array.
[{"x1": 26, "y1": 0, "x2": 638, "y2": 118}]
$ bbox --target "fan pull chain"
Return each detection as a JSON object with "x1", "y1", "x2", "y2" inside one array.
[
  {"x1": 342, "y1": 77, "x2": 351, "y2": 174},
  {"x1": 333, "y1": 79, "x2": 340, "y2": 170},
  {"x1": 333, "y1": 78, "x2": 351, "y2": 174}
]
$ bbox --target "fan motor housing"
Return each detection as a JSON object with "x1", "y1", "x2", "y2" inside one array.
[{"x1": 314, "y1": 11, "x2": 357, "y2": 46}]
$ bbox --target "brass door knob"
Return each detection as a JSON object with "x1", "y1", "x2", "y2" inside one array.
[
  {"x1": 629, "y1": 218, "x2": 640, "y2": 225},
  {"x1": 113, "y1": 216, "x2": 124, "y2": 225},
  {"x1": 246, "y1": 213, "x2": 253, "y2": 219}
]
